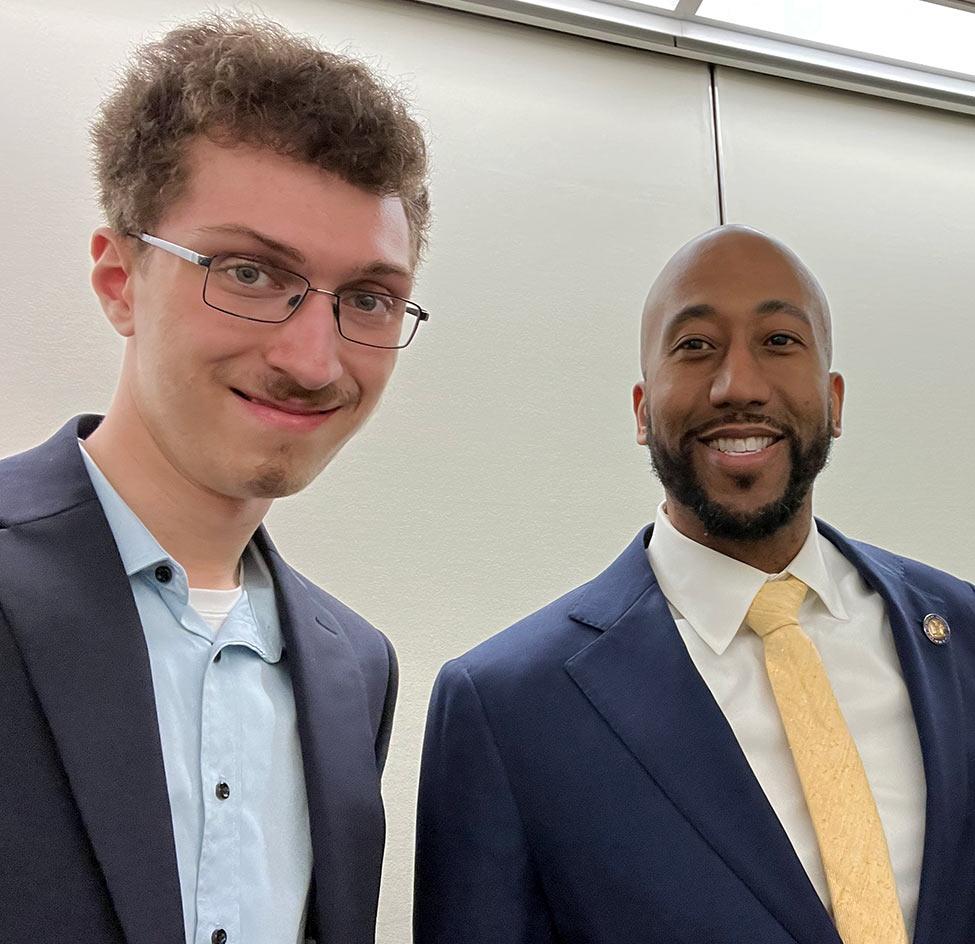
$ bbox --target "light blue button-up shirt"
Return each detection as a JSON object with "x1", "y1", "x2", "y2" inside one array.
[{"x1": 80, "y1": 444, "x2": 313, "y2": 944}]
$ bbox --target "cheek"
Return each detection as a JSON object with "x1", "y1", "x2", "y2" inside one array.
[
  {"x1": 143, "y1": 301, "x2": 253, "y2": 382},
  {"x1": 786, "y1": 384, "x2": 833, "y2": 427},
  {"x1": 646, "y1": 379, "x2": 696, "y2": 433},
  {"x1": 349, "y1": 350, "x2": 397, "y2": 402}
]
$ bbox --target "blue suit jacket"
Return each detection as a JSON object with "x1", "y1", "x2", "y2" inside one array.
[
  {"x1": 415, "y1": 524, "x2": 975, "y2": 943},
  {"x1": 0, "y1": 416, "x2": 397, "y2": 944}
]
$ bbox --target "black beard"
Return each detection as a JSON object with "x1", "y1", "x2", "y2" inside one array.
[{"x1": 647, "y1": 414, "x2": 833, "y2": 542}]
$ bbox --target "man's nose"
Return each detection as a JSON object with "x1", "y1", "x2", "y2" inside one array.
[
  {"x1": 263, "y1": 291, "x2": 345, "y2": 390},
  {"x1": 709, "y1": 344, "x2": 772, "y2": 410}
]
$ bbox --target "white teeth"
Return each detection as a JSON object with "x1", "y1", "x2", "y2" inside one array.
[{"x1": 709, "y1": 436, "x2": 774, "y2": 454}]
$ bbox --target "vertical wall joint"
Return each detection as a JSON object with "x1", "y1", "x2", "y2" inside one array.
[{"x1": 708, "y1": 63, "x2": 727, "y2": 225}]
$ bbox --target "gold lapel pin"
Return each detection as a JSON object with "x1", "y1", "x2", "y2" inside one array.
[{"x1": 922, "y1": 613, "x2": 950, "y2": 646}]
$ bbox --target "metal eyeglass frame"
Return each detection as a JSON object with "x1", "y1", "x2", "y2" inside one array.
[{"x1": 130, "y1": 232, "x2": 429, "y2": 350}]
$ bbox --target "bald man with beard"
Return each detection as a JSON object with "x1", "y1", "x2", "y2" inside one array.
[{"x1": 414, "y1": 226, "x2": 975, "y2": 944}]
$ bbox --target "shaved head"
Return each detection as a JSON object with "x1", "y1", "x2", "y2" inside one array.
[{"x1": 640, "y1": 225, "x2": 832, "y2": 376}]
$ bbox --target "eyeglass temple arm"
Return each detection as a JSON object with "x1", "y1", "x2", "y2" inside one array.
[{"x1": 134, "y1": 233, "x2": 212, "y2": 267}]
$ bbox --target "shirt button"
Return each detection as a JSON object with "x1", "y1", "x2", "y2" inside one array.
[
  {"x1": 215, "y1": 781, "x2": 231, "y2": 800},
  {"x1": 154, "y1": 565, "x2": 173, "y2": 584},
  {"x1": 211, "y1": 930, "x2": 227, "y2": 944}
]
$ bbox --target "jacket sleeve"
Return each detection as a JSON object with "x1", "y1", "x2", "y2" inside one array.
[{"x1": 413, "y1": 659, "x2": 557, "y2": 944}]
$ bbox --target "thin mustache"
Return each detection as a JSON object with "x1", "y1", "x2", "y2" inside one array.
[
  {"x1": 245, "y1": 382, "x2": 358, "y2": 411},
  {"x1": 683, "y1": 413, "x2": 789, "y2": 443}
]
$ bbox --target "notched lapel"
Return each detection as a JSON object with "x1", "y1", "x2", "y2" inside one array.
[
  {"x1": 0, "y1": 501, "x2": 184, "y2": 944},
  {"x1": 818, "y1": 524, "x2": 971, "y2": 944},
  {"x1": 259, "y1": 537, "x2": 385, "y2": 944},
  {"x1": 564, "y1": 535, "x2": 838, "y2": 944}
]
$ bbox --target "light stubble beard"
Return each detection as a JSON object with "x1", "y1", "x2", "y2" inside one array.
[
  {"x1": 241, "y1": 440, "x2": 337, "y2": 499},
  {"x1": 244, "y1": 454, "x2": 298, "y2": 498}
]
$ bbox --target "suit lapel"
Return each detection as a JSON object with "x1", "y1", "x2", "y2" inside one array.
[
  {"x1": 564, "y1": 531, "x2": 839, "y2": 944},
  {"x1": 257, "y1": 534, "x2": 385, "y2": 944},
  {"x1": 0, "y1": 419, "x2": 184, "y2": 943},
  {"x1": 817, "y1": 523, "x2": 971, "y2": 943}
]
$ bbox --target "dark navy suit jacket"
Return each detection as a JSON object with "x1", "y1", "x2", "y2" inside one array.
[
  {"x1": 415, "y1": 524, "x2": 975, "y2": 943},
  {"x1": 0, "y1": 416, "x2": 397, "y2": 944}
]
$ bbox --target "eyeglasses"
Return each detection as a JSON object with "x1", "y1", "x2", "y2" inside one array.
[{"x1": 130, "y1": 232, "x2": 429, "y2": 350}]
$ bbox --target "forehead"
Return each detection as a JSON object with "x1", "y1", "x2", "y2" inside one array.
[
  {"x1": 643, "y1": 236, "x2": 829, "y2": 354},
  {"x1": 660, "y1": 239, "x2": 814, "y2": 316},
  {"x1": 160, "y1": 137, "x2": 413, "y2": 276}
]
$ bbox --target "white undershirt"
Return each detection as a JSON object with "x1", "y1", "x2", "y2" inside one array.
[
  {"x1": 189, "y1": 585, "x2": 244, "y2": 631},
  {"x1": 647, "y1": 502, "x2": 926, "y2": 935}
]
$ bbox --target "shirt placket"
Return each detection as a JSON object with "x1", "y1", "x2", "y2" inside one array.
[{"x1": 195, "y1": 645, "x2": 241, "y2": 944}]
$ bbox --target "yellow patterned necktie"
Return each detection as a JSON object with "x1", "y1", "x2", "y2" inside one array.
[{"x1": 745, "y1": 575, "x2": 908, "y2": 944}]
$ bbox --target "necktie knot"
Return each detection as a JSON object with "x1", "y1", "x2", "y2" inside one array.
[{"x1": 746, "y1": 574, "x2": 808, "y2": 639}]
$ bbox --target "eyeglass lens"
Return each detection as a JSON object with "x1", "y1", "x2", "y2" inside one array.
[{"x1": 203, "y1": 254, "x2": 419, "y2": 348}]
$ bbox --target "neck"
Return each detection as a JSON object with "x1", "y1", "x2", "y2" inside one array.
[
  {"x1": 84, "y1": 403, "x2": 271, "y2": 589},
  {"x1": 663, "y1": 496, "x2": 813, "y2": 574}
]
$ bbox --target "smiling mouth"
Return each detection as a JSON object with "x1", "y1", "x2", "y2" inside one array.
[
  {"x1": 705, "y1": 436, "x2": 779, "y2": 455},
  {"x1": 231, "y1": 388, "x2": 336, "y2": 416}
]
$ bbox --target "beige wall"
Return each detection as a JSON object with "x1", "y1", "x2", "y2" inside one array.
[{"x1": 1, "y1": 1, "x2": 972, "y2": 940}]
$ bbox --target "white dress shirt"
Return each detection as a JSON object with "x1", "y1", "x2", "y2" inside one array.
[{"x1": 647, "y1": 502, "x2": 926, "y2": 935}]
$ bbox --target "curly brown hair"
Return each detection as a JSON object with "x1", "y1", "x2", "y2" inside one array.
[{"x1": 91, "y1": 15, "x2": 430, "y2": 261}]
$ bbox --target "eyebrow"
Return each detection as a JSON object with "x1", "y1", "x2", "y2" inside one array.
[
  {"x1": 347, "y1": 260, "x2": 414, "y2": 283},
  {"x1": 195, "y1": 224, "x2": 413, "y2": 284},
  {"x1": 665, "y1": 303, "x2": 717, "y2": 336},
  {"x1": 664, "y1": 298, "x2": 813, "y2": 337},
  {"x1": 754, "y1": 299, "x2": 813, "y2": 328},
  {"x1": 196, "y1": 224, "x2": 307, "y2": 265}
]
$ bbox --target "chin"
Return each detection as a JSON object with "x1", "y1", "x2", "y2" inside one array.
[
  {"x1": 695, "y1": 489, "x2": 809, "y2": 542},
  {"x1": 708, "y1": 486, "x2": 784, "y2": 514},
  {"x1": 241, "y1": 467, "x2": 309, "y2": 499},
  {"x1": 240, "y1": 451, "x2": 335, "y2": 498}
]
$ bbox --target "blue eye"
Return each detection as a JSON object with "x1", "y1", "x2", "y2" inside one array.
[
  {"x1": 233, "y1": 265, "x2": 260, "y2": 285},
  {"x1": 339, "y1": 290, "x2": 401, "y2": 319}
]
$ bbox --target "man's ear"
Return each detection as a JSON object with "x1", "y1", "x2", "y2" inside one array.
[
  {"x1": 632, "y1": 382, "x2": 649, "y2": 446},
  {"x1": 829, "y1": 371, "x2": 845, "y2": 438},
  {"x1": 90, "y1": 227, "x2": 137, "y2": 337}
]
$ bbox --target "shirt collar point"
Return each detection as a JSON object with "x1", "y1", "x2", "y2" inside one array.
[{"x1": 822, "y1": 598, "x2": 851, "y2": 622}]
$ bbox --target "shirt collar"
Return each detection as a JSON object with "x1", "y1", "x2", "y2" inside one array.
[
  {"x1": 79, "y1": 440, "x2": 283, "y2": 664},
  {"x1": 223, "y1": 544, "x2": 283, "y2": 664},
  {"x1": 79, "y1": 440, "x2": 172, "y2": 578},
  {"x1": 647, "y1": 501, "x2": 849, "y2": 656}
]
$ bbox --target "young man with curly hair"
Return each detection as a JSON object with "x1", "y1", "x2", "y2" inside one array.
[{"x1": 0, "y1": 15, "x2": 430, "y2": 944}]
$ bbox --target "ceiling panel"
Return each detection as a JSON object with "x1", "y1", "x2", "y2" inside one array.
[{"x1": 697, "y1": 0, "x2": 975, "y2": 77}]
